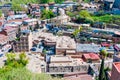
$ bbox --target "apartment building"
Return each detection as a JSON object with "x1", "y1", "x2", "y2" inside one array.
[
  {"x1": 56, "y1": 36, "x2": 76, "y2": 55},
  {"x1": 0, "y1": 26, "x2": 17, "y2": 42},
  {"x1": 23, "y1": 18, "x2": 38, "y2": 30},
  {"x1": 13, "y1": 30, "x2": 32, "y2": 52},
  {"x1": 38, "y1": 32, "x2": 76, "y2": 55}
]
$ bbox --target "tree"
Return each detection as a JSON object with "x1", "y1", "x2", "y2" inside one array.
[
  {"x1": 38, "y1": 0, "x2": 54, "y2": 3},
  {"x1": 84, "y1": 0, "x2": 90, "y2": 3},
  {"x1": 73, "y1": 26, "x2": 82, "y2": 37},
  {"x1": 79, "y1": 10, "x2": 91, "y2": 18},
  {"x1": 0, "y1": 10, "x2": 2, "y2": 17},
  {"x1": 6, "y1": 53, "x2": 16, "y2": 65},
  {"x1": 19, "y1": 52, "x2": 28, "y2": 66},
  {"x1": 41, "y1": 10, "x2": 55, "y2": 20},
  {"x1": 5, "y1": 52, "x2": 28, "y2": 68},
  {"x1": 67, "y1": 25, "x2": 72, "y2": 29},
  {"x1": 55, "y1": 0, "x2": 64, "y2": 3},
  {"x1": 77, "y1": 10, "x2": 94, "y2": 24},
  {"x1": 99, "y1": 49, "x2": 108, "y2": 80},
  {"x1": 66, "y1": 11, "x2": 75, "y2": 17},
  {"x1": 11, "y1": 3, "x2": 21, "y2": 11}
]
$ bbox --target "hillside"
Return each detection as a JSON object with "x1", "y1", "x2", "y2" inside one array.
[{"x1": 0, "y1": 67, "x2": 62, "y2": 80}]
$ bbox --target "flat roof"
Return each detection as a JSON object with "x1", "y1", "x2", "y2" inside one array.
[
  {"x1": 64, "y1": 74, "x2": 93, "y2": 80},
  {"x1": 76, "y1": 43, "x2": 101, "y2": 53},
  {"x1": 50, "y1": 55, "x2": 72, "y2": 63},
  {"x1": 49, "y1": 55, "x2": 86, "y2": 67}
]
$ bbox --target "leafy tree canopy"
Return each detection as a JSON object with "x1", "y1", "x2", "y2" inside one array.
[
  {"x1": 41, "y1": 9, "x2": 55, "y2": 20},
  {"x1": 79, "y1": 10, "x2": 91, "y2": 18},
  {"x1": 0, "y1": 10, "x2": 2, "y2": 17}
]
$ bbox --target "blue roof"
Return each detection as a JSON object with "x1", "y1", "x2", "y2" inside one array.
[
  {"x1": 99, "y1": 47, "x2": 106, "y2": 51},
  {"x1": 21, "y1": 30, "x2": 30, "y2": 34}
]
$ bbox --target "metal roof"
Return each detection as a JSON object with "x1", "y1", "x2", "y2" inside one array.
[{"x1": 76, "y1": 43, "x2": 101, "y2": 53}]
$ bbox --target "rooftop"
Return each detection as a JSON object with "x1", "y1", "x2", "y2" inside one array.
[
  {"x1": 0, "y1": 34, "x2": 7, "y2": 39},
  {"x1": 83, "y1": 53, "x2": 100, "y2": 60},
  {"x1": 52, "y1": 14, "x2": 70, "y2": 20},
  {"x1": 49, "y1": 55, "x2": 85, "y2": 67},
  {"x1": 114, "y1": 62, "x2": 120, "y2": 72},
  {"x1": 114, "y1": 31, "x2": 120, "y2": 35},
  {"x1": 24, "y1": 18, "x2": 38, "y2": 23},
  {"x1": 7, "y1": 14, "x2": 28, "y2": 21},
  {"x1": 101, "y1": 42, "x2": 111, "y2": 47},
  {"x1": 50, "y1": 55, "x2": 72, "y2": 63},
  {"x1": 64, "y1": 74, "x2": 93, "y2": 80},
  {"x1": 38, "y1": 32, "x2": 76, "y2": 49},
  {"x1": 76, "y1": 43, "x2": 101, "y2": 53},
  {"x1": 4, "y1": 26, "x2": 17, "y2": 32}
]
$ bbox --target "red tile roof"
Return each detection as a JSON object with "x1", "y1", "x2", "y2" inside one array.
[
  {"x1": 0, "y1": 34, "x2": 7, "y2": 39},
  {"x1": 4, "y1": 26, "x2": 17, "y2": 32},
  {"x1": 0, "y1": 22, "x2": 2, "y2": 26},
  {"x1": 83, "y1": 53, "x2": 100, "y2": 60},
  {"x1": 101, "y1": 42, "x2": 111, "y2": 47},
  {"x1": 7, "y1": 19, "x2": 23, "y2": 23},
  {"x1": 83, "y1": 54, "x2": 91, "y2": 59},
  {"x1": 114, "y1": 62, "x2": 120, "y2": 72}
]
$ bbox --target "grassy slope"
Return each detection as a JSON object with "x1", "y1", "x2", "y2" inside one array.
[
  {"x1": 92, "y1": 15, "x2": 120, "y2": 23},
  {"x1": 0, "y1": 68, "x2": 61, "y2": 80}
]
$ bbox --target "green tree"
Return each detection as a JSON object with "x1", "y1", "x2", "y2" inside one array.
[
  {"x1": 73, "y1": 26, "x2": 82, "y2": 37},
  {"x1": 99, "y1": 49, "x2": 108, "y2": 80},
  {"x1": 18, "y1": 52, "x2": 28, "y2": 66},
  {"x1": 79, "y1": 10, "x2": 91, "y2": 18},
  {"x1": 77, "y1": 10, "x2": 94, "y2": 24},
  {"x1": 84, "y1": 0, "x2": 90, "y2": 3},
  {"x1": 5, "y1": 53, "x2": 16, "y2": 65},
  {"x1": 55, "y1": 0, "x2": 64, "y2": 3},
  {"x1": 38, "y1": 0, "x2": 54, "y2": 3},
  {"x1": 5, "y1": 52, "x2": 28, "y2": 68},
  {"x1": 41, "y1": 10, "x2": 55, "y2": 20},
  {"x1": 66, "y1": 11, "x2": 75, "y2": 17},
  {"x1": 11, "y1": 3, "x2": 23, "y2": 11},
  {"x1": 0, "y1": 10, "x2": 2, "y2": 17}
]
